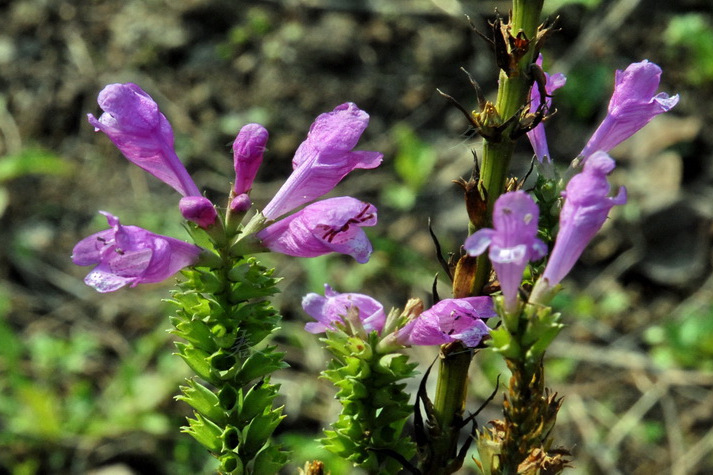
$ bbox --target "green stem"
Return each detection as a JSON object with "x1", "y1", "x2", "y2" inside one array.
[
  {"x1": 428, "y1": 1, "x2": 547, "y2": 473},
  {"x1": 422, "y1": 343, "x2": 472, "y2": 474},
  {"x1": 433, "y1": 344, "x2": 471, "y2": 431}
]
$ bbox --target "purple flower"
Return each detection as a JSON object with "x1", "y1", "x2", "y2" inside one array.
[
  {"x1": 396, "y1": 297, "x2": 495, "y2": 347},
  {"x1": 179, "y1": 196, "x2": 218, "y2": 229},
  {"x1": 580, "y1": 60, "x2": 679, "y2": 161},
  {"x1": 88, "y1": 83, "x2": 201, "y2": 197},
  {"x1": 233, "y1": 123, "x2": 268, "y2": 195},
  {"x1": 302, "y1": 284, "x2": 386, "y2": 334},
  {"x1": 538, "y1": 151, "x2": 626, "y2": 290},
  {"x1": 527, "y1": 55, "x2": 567, "y2": 163},
  {"x1": 257, "y1": 196, "x2": 377, "y2": 263},
  {"x1": 72, "y1": 212, "x2": 201, "y2": 293},
  {"x1": 261, "y1": 103, "x2": 383, "y2": 220},
  {"x1": 464, "y1": 191, "x2": 547, "y2": 313}
]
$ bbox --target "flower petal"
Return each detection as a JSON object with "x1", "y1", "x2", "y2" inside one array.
[
  {"x1": 580, "y1": 60, "x2": 678, "y2": 160},
  {"x1": 88, "y1": 83, "x2": 201, "y2": 197},
  {"x1": 262, "y1": 103, "x2": 382, "y2": 220},
  {"x1": 72, "y1": 212, "x2": 201, "y2": 292},
  {"x1": 258, "y1": 197, "x2": 377, "y2": 263}
]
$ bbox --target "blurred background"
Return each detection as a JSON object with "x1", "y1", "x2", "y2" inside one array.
[{"x1": 0, "y1": 0, "x2": 711, "y2": 473}]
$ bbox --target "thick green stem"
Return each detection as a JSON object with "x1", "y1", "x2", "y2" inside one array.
[
  {"x1": 433, "y1": 344, "x2": 471, "y2": 431},
  {"x1": 428, "y1": 1, "x2": 547, "y2": 473},
  {"x1": 422, "y1": 343, "x2": 472, "y2": 474}
]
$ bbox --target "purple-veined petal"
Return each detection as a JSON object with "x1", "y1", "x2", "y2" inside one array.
[
  {"x1": 88, "y1": 83, "x2": 201, "y2": 197},
  {"x1": 397, "y1": 297, "x2": 495, "y2": 347},
  {"x1": 257, "y1": 197, "x2": 377, "y2": 263}
]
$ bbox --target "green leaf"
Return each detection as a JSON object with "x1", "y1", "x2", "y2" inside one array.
[
  {"x1": 175, "y1": 343, "x2": 215, "y2": 383},
  {"x1": 176, "y1": 379, "x2": 224, "y2": 425},
  {"x1": 182, "y1": 413, "x2": 223, "y2": 452}
]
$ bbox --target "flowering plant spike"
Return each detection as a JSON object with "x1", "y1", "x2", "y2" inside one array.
[
  {"x1": 76, "y1": 84, "x2": 386, "y2": 472},
  {"x1": 72, "y1": 3, "x2": 682, "y2": 472}
]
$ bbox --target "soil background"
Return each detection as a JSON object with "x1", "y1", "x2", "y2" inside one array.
[{"x1": 1, "y1": 0, "x2": 713, "y2": 474}]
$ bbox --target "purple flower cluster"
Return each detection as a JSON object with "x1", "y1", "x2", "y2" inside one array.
[
  {"x1": 302, "y1": 285, "x2": 495, "y2": 348},
  {"x1": 74, "y1": 83, "x2": 382, "y2": 291}
]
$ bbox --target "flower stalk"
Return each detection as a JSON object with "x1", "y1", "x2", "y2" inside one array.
[{"x1": 427, "y1": 2, "x2": 548, "y2": 472}]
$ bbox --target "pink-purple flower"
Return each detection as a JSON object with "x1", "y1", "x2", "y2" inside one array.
[
  {"x1": 396, "y1": 297, "x2": 495, "y2": 347},
  {"x1": 533, "y1": 151, "x2": 626, "y2": 298},
  {"x1": 261, "y1": 103, "x2": 383, "y2": 220},
  {"x1": 233, "y1": 123, "x2": 268, "y2": 196},
  {"x1": 464, "y1": 191, "x2": 547, "y2": 313},
  {"x1": 72, "y1": 212, "x2": 201, "y2": 293},
  {"x1": 88, "y1": 83, "x2": 201, "y2": 197},
  {"x1": 257, "y1": 197, "x2": 377, "y2": 263},
  {"x1": 302, "y1": 284, "x2": 386, "y2": 334},
  {"x1": 579, "y1": 60, "x2": 679, "y2": 161},
  {"x1": 527, "y1": 55, "x2": 567, "y2": 163}
]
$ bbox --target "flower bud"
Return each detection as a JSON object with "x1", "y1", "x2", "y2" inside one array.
[
  {"x1": 233, "y1": 124, "x2": 268, "y2": 195},
  {"x1": 180, "y1": 196, "x2": 218, "y2": 229}
]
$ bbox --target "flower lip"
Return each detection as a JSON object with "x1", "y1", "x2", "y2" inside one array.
[
  {"x1": 72, "y1": 211, "x2": 201, "y2": 292},
  {"x1": 396, "y1": 297, "x2": 495, "y2": 347},
  {"x1": 257, "y1": 196, "x2": 377, "y2": 263}
]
